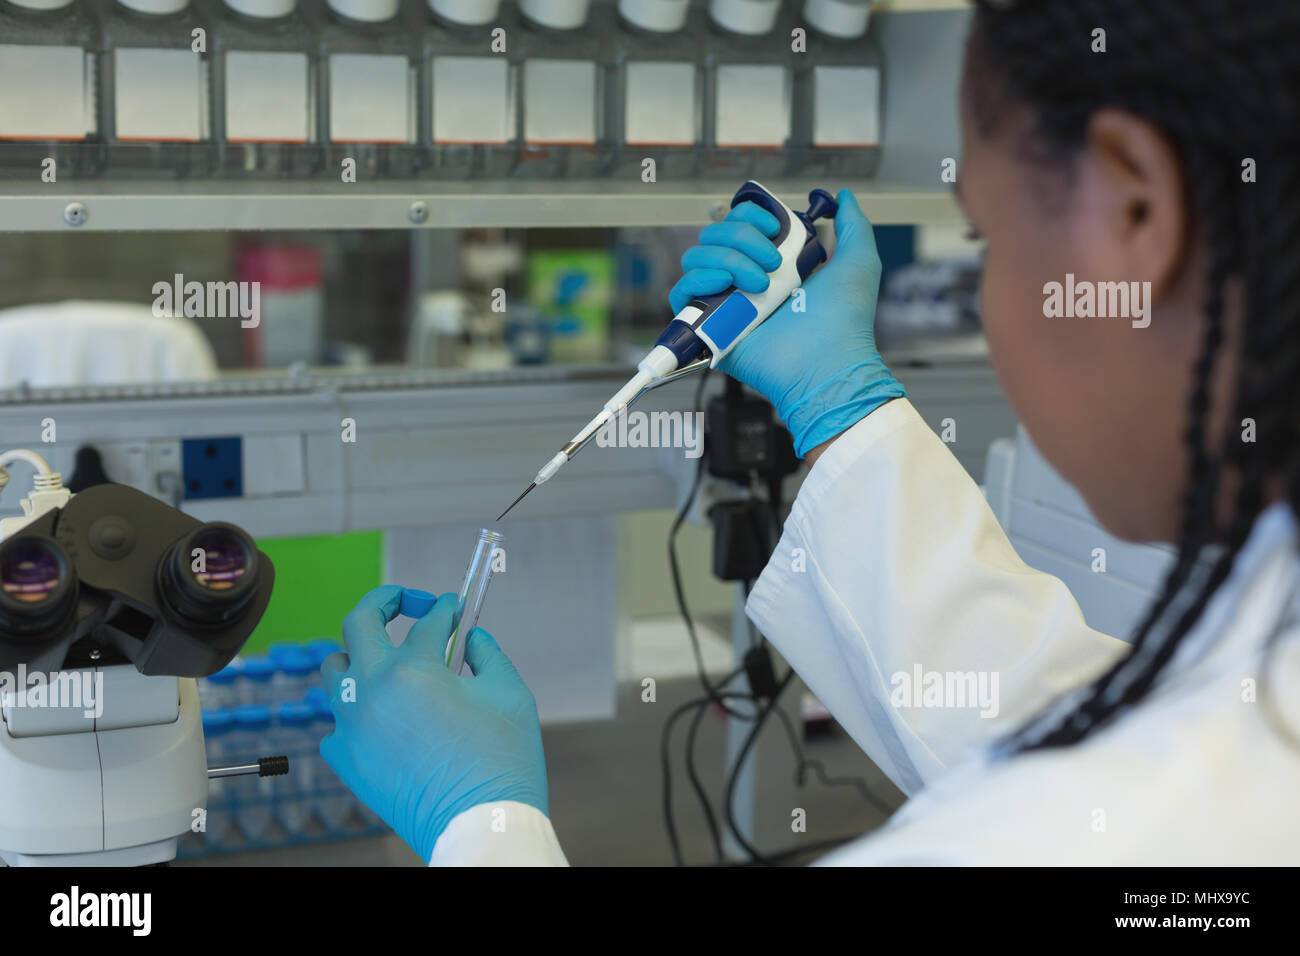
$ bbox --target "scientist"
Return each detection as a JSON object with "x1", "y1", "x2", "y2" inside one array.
[{"x1": 320, "y1": 0, "x2": 1300, "y2": 865}]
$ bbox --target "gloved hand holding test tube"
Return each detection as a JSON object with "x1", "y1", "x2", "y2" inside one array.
[
  {"x1": 446, "y1": 528, "x2": 502, "y2": 675},
  {"x1": 397, "y1": 528, "x2": 502, "y2": 675},
  {"x1": 496, "y1": 181, "x2": 842, "y2": 521}
]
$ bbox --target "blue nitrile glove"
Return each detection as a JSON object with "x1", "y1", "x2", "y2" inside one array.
[
  {"x1": 320, "y1": 585, "x2": 548, "y2": 863},
  {"x1": 669, "y1": 189, "x2": 905, "y2": 457}
]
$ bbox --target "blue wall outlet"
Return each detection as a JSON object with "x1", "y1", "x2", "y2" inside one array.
[{"x1": 182, "y1": 437, "x2": 243, "y2": 500}]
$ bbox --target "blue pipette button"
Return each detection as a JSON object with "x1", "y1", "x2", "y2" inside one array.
[{"x1": 400, "y1": 588, "x2": 437, "y2": 619}]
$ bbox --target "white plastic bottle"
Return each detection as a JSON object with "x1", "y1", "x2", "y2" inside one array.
[
  {"x1": 0, "y1": 0, "x2": 103, "y2": 177},
  {"x1": 514, "y1": 0, "x2": 608, "y2": 178},
  {"x1": 703, "y1": 0, "x2": 792, "y2": 179},
  {"x1": 425, "y1": 0, "x2": 517, "y2": 179},
  {"x1": 791, "y1": 0, "x2": 882, "y2": 178},
  {"x1": 318, "y1": 0, "x2": 423, "y2": 177},
  {"x1": 101, "y1": 0, "x2": 215, "y2": 175},
  {"x1": 211, "y1": 0, "x2": 319, "y2": 178},
  {"x1": 609, "y1": 0, "x2": 703, "y2": 182}
]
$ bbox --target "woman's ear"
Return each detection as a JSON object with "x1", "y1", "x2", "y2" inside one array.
[{"x1": 1084, "y1": 108, "x2": 1190, "y2": 301}]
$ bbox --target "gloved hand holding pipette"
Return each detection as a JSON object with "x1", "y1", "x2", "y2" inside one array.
[
  {"x1": 670, "y1": 188, "x2": 905, "y2": 457},
  {"x1": 319, "y1": 586, "x2": 551, "y2": 864},
  {"x1": 497, "y1": 181, "x2": 855, "y2": 520}
]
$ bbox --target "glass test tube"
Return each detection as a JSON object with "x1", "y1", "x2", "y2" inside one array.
[{"x1": 446, "y1": 528, "x2": 503, "y2": 675}]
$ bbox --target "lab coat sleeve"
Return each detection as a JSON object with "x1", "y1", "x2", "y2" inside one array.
[
  {"x1": 428, "y1": 802, "x2": 570, "y2": 867},
  {"x1": 744, "y1": 398, "x2": 1129, "y2": 795}
]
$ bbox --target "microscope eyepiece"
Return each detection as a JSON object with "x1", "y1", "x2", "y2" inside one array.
[
  {"x1": 159, "y1": 523, "x2": 259, "y2": 626},
  {"x1": 0, "y1": 535, "x2": 77, "y2": 637},
  {"x1": 0, "y1": 482, "x2": 273, "y2": 675}
]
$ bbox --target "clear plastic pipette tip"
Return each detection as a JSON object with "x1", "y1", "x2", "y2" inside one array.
[
  {"x1": 496, "y1": 482, "x2": 536, "y2": 522},
  {"x1": 496, "y1": 383, "x2": 638, "y2": 521},
  {"x1": 497, "y1": 451, "x2": 569, "y2": 521}
]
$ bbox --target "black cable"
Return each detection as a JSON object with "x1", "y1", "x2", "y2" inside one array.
[
  {"x1": 684, "y1": 691, "x2": 723, "y2": 863},
  {"x1": 769, "y1": 698, "x2": 898, "y2": 817},
  {"x1": 733, "y1": 834, "x2": 861, "y2": 867},
  {"x1": 722, "y1": 669, "x2": 796, "y2": 864},
  {"x1": 661, "y1": 682, "x2": 746, "y2": 866},
  {"x1": 666, "y1": 368, "x2": 750, "y2": 719}
]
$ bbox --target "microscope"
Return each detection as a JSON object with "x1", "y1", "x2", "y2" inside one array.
[{"x1": 0, "y1": 449, "x2": 274, "y2": 866}]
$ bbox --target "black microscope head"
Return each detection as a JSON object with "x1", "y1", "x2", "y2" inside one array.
[{"x1": 0, "y1": 484, "x2": 273, "y2": 677}]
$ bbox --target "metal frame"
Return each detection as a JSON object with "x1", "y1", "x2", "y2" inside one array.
[
  {"x1": 0, "y1": 7, "x2": 973, "y2": 233},
  {"x1": 0, "y1": 179, "x2": 962, "y2": 232},
  {"x1": 0, "y1": 356, "x2": 1012, "y2": 536}
]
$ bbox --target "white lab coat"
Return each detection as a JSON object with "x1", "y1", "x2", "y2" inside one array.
[{"x1": 429, "y1": 398, "x2": 1300, "y2": 866}]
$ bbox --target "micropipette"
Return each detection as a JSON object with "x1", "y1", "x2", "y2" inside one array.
[{"x1": 498, "y1": 181, "x2": 839, "y2": 521}]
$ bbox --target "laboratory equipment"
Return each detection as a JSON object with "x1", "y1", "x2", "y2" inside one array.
[
  {"x1": 239, "y1": 655, "x2": 277, "y2": 704},
  {"x1": 425, "y1": 0, "x2": 517, "y2": 179},
  {"x1": 791, "y1": 0, "x2": 882, "y2": 178},
  {"x1": 498, "y1": 180, "x2": 838, "y2": 520},
  {"x1": 514, "y1": 0, "x2": 608, "y2": 178},
  {"x1": 0, "y1": 449, "x2": 277, "y2": 865},
  {"x1": 229, "y1": 704, "x2": 276, "y2": 841},
  {"x1": 306, "y1": 687, "x2": 354, "y2": 831},
  {"x1": 270, "y1": 648, "x2": 316, "y2": 705},
  {"x1": 446, "y1": 527, "x2": 503, "y2": 674},
  {"x1": 609, "y1": 0, "x2": 703, "y2": 182},
  {"x1": 304, "y1": 639, "x2": 342, "y2": 688},
  {"x1": 702, "y1": 0, "x2": 792, "y2": 180},
  {"x1": 211, "y1": 0, "x2": 320, "y2": 178},
  {"x1": 0, "y1": 0, "x2": 103, "y2": 178},
  {"x1": 273, "y1": 701, "x2": 316, "y2": 835},
  {"x1": 319, "y1": 0, "x2": 423, "y2": 178},
  {"x1": 198, "y1": 658, "x2": 243, "y2": 709},
  {"x1": 101, "y1": 0, "x2": 215, "y2": 177}
]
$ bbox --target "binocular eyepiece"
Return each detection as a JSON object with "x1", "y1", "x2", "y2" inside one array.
[
  {"x1": 0, "y1": 484, "x2": 273, "y2": 677},
  {"x1": 0, "y1": 535, "x2": 76, "y2": 639},
  {"x1": 158, "y1": 523, "x2": 261, "y2": 625}
]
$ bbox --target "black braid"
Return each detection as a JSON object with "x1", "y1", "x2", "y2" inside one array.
[{"x1": 964, "y1": 0, "x2": 1300, "y2": 751}]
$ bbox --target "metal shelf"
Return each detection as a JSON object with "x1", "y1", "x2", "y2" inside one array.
[
  {"x1": 0, "y1": 178, "x2": 961, "y2": 232},
  {"x1": 875, "y1": 0, "x2": 970, "y2": 10}
]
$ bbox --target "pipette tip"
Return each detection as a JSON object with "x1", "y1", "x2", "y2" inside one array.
[{"x1": 496, "y1": 482, "x2": 537, "y2": 522}]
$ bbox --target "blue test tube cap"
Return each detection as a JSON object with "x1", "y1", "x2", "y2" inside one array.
[
  {"x1": 306, "y1": 639, "x2": 342, "y2": 665},
  {"x1": 277, "y1": 648, "x2": 316, "y2": 677},
  {"x1": 202, "y1": 708, "x2": 234, "y2": 736},
  {"x1": 400, "y1": 588, "x2": 437, "y2": 619},
  {"x1": 276, "y1": 701, "x2": 315, "y2": 728},
  {"x1": 232, "y1": 704, "x2": 273, "y2": 732},
  {"x1": 304, "y1": 687, "x2": 334, "y2": 722},
  {"x1": 241, "y1": 656, "x2": 277, "y2": 683},
  {"x1": 267, "y1": 643, "x2": 304, "y2": 666},
  {"x1": 207, "y1": 661, "x2": 243, "y2": 685}
]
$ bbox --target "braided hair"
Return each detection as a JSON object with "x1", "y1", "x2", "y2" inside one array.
[{"x1": 964, "y1": 0, "x2": 1300, "y2": 751}]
